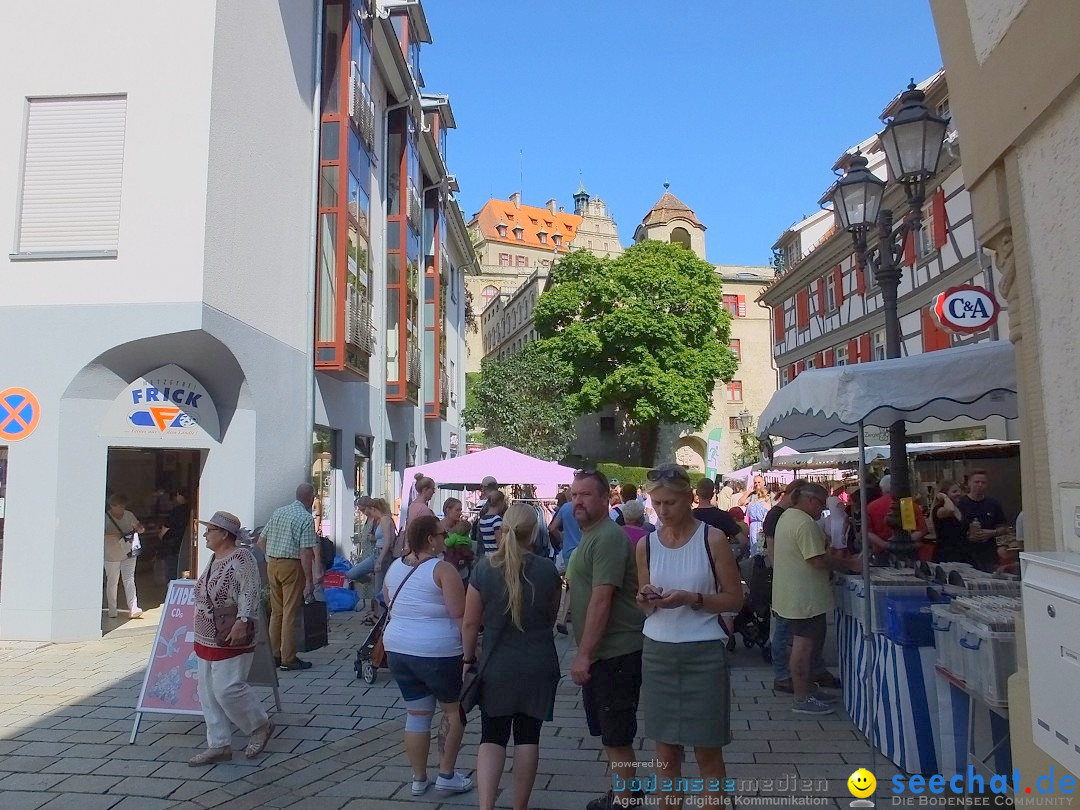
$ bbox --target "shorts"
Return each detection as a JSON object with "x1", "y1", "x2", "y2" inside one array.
[
  {"x1": 787, "y1": 613, "x2": 827, "y2": 642},
  {"x1": 582, "y1": 650, "x2": 642, "y2": 748},
  {"x1": 387, "y1": 652, "x2": 463, "y2": 703}
]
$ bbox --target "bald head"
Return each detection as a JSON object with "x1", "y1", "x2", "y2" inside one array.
[{"x1": 296, "y1": 483, "x2": 315, "y2": 508}]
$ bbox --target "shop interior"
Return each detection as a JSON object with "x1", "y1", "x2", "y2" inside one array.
[{"x1": 103, "y1": 447, "x2": 202, "y2": 633}]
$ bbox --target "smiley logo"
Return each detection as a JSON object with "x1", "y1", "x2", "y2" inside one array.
[{"x1": 848, "y1": 768, "x2": 876, "y2": 798}]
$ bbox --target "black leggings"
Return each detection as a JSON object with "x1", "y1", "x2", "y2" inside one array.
[{"x1": 479, "y1": 712, "x2": 543, "y2": 746}]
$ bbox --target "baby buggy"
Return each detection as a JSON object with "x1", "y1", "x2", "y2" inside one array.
[
  {"x1": 354, "y1": 605, "x2": 387, "y2": 684},
  {"x1": 732, "y1": 555, "x2": 773, "y2": 662}
]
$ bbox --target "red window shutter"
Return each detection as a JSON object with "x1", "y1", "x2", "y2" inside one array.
[
  {"x1": 859, "y1": 334, "x2": 871, "y2": 363},
  {"x1": 816, "y1": 279, "x2": 826, "y2": 314},
  {"x1": 796, "y1": 360, "x2": 806, "y2": 374},
  {"x1": 790, "y1": 363, "x2": 798, "y2": 380},
  {"x1": 855, "y1": 262, "x2": 866, "y2": 295},
  {"x1": 933, "y1": 188, "x2": 948, "y2": 249},
  {"x1": 824, "y1": 349, "x2": 834, "y2": 367},
  {"x1": 922, "y1": 306, "x2": 950, "y2": 352},
  {"x1": 737, "y1": 295, "x2": 747, "y2": 318},
  {"x1": 833, "y1": 265, "x2": 844, "y2": 306},
  {"x1": 773, "y1": 308, "x2": 785, "y2": 342},
  {"x1": 848, "y1": 338, "x2": 859, "y2": 364},
  {"x1": 796, "y1": 289, "x2": 810, "y2": 329},
  {"x1": 903, "y1": 231, "x2": 915, "y2": 266}
]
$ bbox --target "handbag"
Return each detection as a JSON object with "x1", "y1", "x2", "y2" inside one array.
[
  {"x1": 210, "y1": 603, "x2": 255, "y2": 647},
  {"x1": 106, "y1": 511, "x2": 142, "y2": 558},
  {"x1": 371, "y1": 558, "x2": 427, "y2": 667},
  {"x1": 460, "y1": 621, "x2": 507, "y2": 714}
]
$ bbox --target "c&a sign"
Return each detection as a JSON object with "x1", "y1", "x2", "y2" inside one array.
[
  {"x1": 98, "y1": 364, "x2": 221, "y2": 442},
  {"x1": 933, "y1": 285, "x2": 1001, "y2": 335}
]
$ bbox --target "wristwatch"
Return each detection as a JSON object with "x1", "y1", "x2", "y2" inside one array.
[
  {"x1": 237, "y1": 616, "x2": 250, "y2": 624},
  {"x1": 690, "y1": 593, "x2": 704, "y2": 611}
]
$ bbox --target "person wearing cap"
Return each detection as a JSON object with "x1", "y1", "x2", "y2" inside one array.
[{"x1": 190, "y1": 511, "x2": 274, "y2": 766}]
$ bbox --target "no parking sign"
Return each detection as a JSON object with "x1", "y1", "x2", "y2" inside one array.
[{"x1": 0, "y1": 388, "x2": 40, "y2": 441}]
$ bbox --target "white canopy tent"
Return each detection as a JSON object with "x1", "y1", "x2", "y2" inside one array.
[
  {"x1": 771, "y1": 439, "x2": 1019, "y2": 469},
  {"x1": 756, "y1": 341, "x2": 1018, "y2": 452}
]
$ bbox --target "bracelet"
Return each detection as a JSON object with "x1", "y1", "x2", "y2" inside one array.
[{"x1": 463, "y1": 658, "x2": 477, "y2": 665}]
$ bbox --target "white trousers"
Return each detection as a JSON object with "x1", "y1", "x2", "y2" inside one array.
[
  {"x1": 197, "y1": 653, "x2": 269, "y2": 749},
  {"x1": 103, "y1": 558, "x2": 139, "y2": 613}
]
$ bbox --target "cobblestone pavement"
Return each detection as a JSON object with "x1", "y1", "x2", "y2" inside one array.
[{"x1": 0, "y1": 609, "x2": 901, "y2": 810}]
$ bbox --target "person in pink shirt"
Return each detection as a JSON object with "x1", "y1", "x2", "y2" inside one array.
[{"x1": 620, "y1": 500, "x2": 649, "y2": 547}]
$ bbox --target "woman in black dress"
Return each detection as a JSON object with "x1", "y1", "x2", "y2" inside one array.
[{"x1": 462, "y1": 503, "x2": 561, "y2": 810}]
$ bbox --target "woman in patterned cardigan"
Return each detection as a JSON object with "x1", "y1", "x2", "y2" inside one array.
[{"x1": 188, "y1": 511, "x2": 274, "y2": 766}]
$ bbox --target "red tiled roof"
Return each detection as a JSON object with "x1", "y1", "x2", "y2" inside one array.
[{"x1": 471, "y1": 199, "x2": 583, "y2": 250}]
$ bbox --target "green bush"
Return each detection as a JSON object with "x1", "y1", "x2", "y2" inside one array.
[{"x1": 595, "y1": 463, "x2": 708, "y2": 489}]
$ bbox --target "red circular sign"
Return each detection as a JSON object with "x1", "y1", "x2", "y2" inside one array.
[{"x1": 933, "y1": 285, "x2": 1001, "y2": 335}]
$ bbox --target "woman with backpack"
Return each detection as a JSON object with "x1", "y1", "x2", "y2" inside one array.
[{"x1": 462, "y1": 503, "x2": 561, "y2": 810}]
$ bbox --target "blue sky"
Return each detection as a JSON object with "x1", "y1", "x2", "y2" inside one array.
[{"x1": 422, "y1": 1, "x2": 944, "y2": 267}]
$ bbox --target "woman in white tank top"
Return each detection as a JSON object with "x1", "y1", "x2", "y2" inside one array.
[{"x1": 635, "y1": 464, "x2": 744, "y2": 810}]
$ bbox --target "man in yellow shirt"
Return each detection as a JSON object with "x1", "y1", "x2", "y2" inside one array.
[{"x1": 772, "y1": 482, "x2": 860, "y2": 715}]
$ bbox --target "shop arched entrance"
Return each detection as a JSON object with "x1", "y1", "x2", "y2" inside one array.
[{"x1": 62, "y1": 330, "x2": 251, "y2": 635}]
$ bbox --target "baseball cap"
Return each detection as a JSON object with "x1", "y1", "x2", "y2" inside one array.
[{"x1": 481, "y1": 475, "x2": 498, "y2": 488}]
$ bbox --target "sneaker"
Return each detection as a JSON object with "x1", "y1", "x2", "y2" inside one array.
[
  {"x1": 130, "y1": 609, "x2": 144, "y2": 619},
  {"x1": 434, "y1": 771, "x2": 473, "y2": 793},
  {"x1": 773, "y1": 678, "x2": 793, "y2": 693},
  {"x1": 792, "y1": 696, "x2": 834, "y2": 715},
  {"x1": 278, "y1": 658, "x2": 313, "y2": 671},
  {"x1": 812, "y1": 689, "x2": 839, "y2": 703},
  {"x1": 555, "y1": 623, "x2": 568, "y2": 635},
  {"x1": 814, "y1": 671, "x2": 842, "y2": 690},
  {"x1": 411, "y1": 776, "x2": 430, "y2": 796},
  {"x1": 108, "y1": 611, "x2": 118, "y2": 619}
]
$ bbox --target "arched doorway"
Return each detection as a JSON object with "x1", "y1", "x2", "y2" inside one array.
[
  {"x1": 674, "y1": 435, "x2": 707, "y2": 472},
  {"x1": 670, "y1": 227, "x2": 692, "y2": 250}
]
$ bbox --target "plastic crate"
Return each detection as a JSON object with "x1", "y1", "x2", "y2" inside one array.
[
  {"x1": 931, "y1": 604, "x2": 963, "y2": 679},
  {"x1": 323, "y1": 571, "x2": 347, "y2": 589},
  {"x1": 870, "y1": 582, "x2": 932, "y2": 634},
  {"x1": 885, "y1": 592, "x2": 949, "y2": 647},
  {"x1": 958, "y1": 621, "x2": 1017, "y2": 707}
]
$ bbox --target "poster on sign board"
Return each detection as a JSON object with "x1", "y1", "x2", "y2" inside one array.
[{"x1": 130, "y1": 579, "x2": 279, "y2": 743}]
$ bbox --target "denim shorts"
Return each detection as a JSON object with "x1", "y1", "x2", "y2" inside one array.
[{"x1": 387, "y1": 652, "x2": 463, "y2": 703}]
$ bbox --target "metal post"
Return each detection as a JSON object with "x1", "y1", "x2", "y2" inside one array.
[
  {"x1": 858, "y1": 422, "x2": 878, "y2": 776},
  {"x1": 875, "y1": 208, "x2": 915, "y2": 559}
]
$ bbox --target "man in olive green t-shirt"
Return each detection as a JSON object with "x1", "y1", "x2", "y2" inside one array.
[
  {"x1": 566, "y1": 469, "x2": 644, "y2": 809},
  {"x1": 773, "y1": 482, "x2": 860, "y2": 715}
]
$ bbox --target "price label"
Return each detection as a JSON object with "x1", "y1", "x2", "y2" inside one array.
[{"x1": 899, "y1": 497, "x2": 917, "y2": 531}]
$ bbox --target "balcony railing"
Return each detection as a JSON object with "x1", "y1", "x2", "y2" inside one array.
[
  {"x1": 407, "y1": 186, "x2": 423, "y2": 235},
  {"x1": 351, "y1": 73, "x2": 376, "y2": 150},
  {"x1": 407, "y1": 344, "x2": 422, "y2": 384},
  {"x1": 345, "y1": 284, "x2": 375, "y2": 356},
  {"x1": 440, "y1": 369, "x2": 450, "y2": 406}
]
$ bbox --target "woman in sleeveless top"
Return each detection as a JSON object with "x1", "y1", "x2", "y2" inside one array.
[
  {"x1": 636, "y1": 464, "x2": 743, "y2": 809},
  {"x1": 382, "y1": 515, "x2": 472, "y2": 797},
  {"x1": 463, "y1": 503, "x2": 561, "y2": 810},
  {"x1": 347, "y1": 498, "x2": 397, "y2": 618}
]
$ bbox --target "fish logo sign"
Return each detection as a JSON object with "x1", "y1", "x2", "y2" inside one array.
[{"x1": 100, "y1": 365, "x2": 220, "y2": 442}]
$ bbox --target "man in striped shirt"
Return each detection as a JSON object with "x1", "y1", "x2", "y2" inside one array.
[{"x1": 258, "y1": 483, "x2": 318, "y2": 671}]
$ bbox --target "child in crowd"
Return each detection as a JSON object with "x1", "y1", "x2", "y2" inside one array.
[{"x1": 443, "y1": 520, "x2": 475, "y2": 582}]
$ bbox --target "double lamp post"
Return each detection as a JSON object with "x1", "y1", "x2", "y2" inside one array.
[{"x1": 821, "y1": 81, "x2": 950, "y2": 559}]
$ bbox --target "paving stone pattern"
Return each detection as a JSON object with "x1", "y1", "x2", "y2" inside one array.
[{"x1": 0, "y1": 611, "x2": 900, "y2": 809}]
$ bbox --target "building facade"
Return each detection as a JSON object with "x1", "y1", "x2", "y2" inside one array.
[
  {"x1": 466, "y1": 185, "x2": 623, "y2": 371},
  {"x1": 0, "y1": 0, "x2": 474, "y2": 641},
  {"x1": 572, "y1": 189, "x2": 776, "y2": 473},
  {"x1": 760, "y1": 71, "x2": 1013, "y2": 445},
  {"x1": 930, "y1": 0, "x2": 1080, "y2": 786}
]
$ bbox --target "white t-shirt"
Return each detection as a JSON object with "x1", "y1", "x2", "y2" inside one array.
[{"x1": 382, "y1": 558, "x2": 461, "y2": 658}]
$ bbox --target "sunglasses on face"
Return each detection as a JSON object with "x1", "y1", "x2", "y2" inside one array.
[{"x1": 647, "y1": 467, "x2": 690, "y2": 484}]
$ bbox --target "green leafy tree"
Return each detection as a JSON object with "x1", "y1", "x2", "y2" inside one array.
[
  {"x1": 462, "y1": 343, "x2": 577, "y2": 461},
  {"x1": 731, "y1": 417, "x2": 759, "y2": 469},
  {"x1": 533, "y1": 241, "x2": 737, "y2": 465}
]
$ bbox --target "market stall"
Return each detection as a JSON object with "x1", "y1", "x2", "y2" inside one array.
[{"x1": 757, "y1": 341, "x2": 1021, "y2": 777}]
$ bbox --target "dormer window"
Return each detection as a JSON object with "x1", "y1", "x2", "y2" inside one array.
[
  {"x1": 537, "y1": 228, "x2": 548, "y2": 245},
  {"x1": 513, "y1": 224, "x2": 524, "y2": 241},
  {"x1": 553, "y1": 234, "x2": 562, "y2": 247},
  {"x1": 496, "y1": 220, "x2": 508, "y2": 238}
]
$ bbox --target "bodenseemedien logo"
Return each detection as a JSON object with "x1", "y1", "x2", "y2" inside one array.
[{"x1": 848, "y1": 768, "x2": 876, "y2": 808}]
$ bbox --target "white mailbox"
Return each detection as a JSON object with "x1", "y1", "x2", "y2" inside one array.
[{"x1": 1021, "y1": 551, "x2": 1080, "y2": 775}]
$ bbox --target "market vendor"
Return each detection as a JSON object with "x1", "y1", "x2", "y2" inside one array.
[
  {"x1": 865, "y1": 475, "x2": 927, "y2": 554},
  {"x1": 956, "y1": 469, "x2": 1008, "y2": 572}
]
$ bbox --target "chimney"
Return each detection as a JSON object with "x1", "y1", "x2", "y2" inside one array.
[
  {"x1": 546, "y1": 198, "x2": 558, "y2": 215},
  {"x1": 509, "y1": 191, "x2": 521, "y2": 209}
]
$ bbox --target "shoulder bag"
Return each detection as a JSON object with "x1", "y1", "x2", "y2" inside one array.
[
  {"x1": 205, "y1": 550, "x2": 256, "y2": 646},
  {"x1": 106, "y1": 511, "x2": 142, "y2": 558},
  {"x1": 460, "y1": 619, "x2": 506, "y2": 715},
  {"x1": 645, "y1": 526, "x2": 724, "y2": 625},
  {"x1": 370, "y1": 557, "x2": 426, "y2": 667}
]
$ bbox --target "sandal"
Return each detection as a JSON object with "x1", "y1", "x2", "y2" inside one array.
[
  {"x1": 244, "y1": 719, "x2": 274, "y2": 759},
  {"x1": 188, "y1": 747, "x2": 232, "y2": 766},
  {"x1": 360, "y1": 613, "x2": 379, "y2": 626}
]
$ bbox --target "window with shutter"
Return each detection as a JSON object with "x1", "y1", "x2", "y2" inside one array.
[
  {"x1": 14, "y1": 95, "x2": 128, "y2": 258},
  {"x1": 833, "y1": 265, "x2": 844, "y2": 307},
  {"x1": 737, "y1": 295, "x2": 746, "y2": 318},
  {"x1": 773, "y1": 308, "x2": 785, "y2": 342},
  {"x1": 796, "y1": 289, "x2": 810, "y2": 329},
  {"x1": 932, "y1": 188, "x2": 948, "y2": 248}
]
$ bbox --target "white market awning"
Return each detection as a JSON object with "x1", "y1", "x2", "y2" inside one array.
[
  {"x1": 770, "y1": 439, "x2": 1020, "y2": 468},
  {"x1": 757, "y1": 341, "x2": 1018, "y2": 451}
]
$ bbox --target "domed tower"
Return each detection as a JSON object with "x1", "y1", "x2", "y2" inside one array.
[
  {"x1": 633, "y1": 182, "x2": 707, "y2": 259},
  {"x1": 573, "y1": 180, "x2": 590, "y2": 216}
]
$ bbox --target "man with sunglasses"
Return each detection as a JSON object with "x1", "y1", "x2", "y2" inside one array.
[
  {"x1": 771, "y1": 483, "x2": 861, "y2": 715},
  {"x1": 566, "y1": 469, "x2": 646, "y2": 810}
]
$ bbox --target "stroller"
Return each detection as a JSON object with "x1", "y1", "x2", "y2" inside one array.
[
  {"x1": 732, "y1": 555, "x2": 773, "y2": 662},
  {"x1": 354, "y1": 605, "x2": 387, "y2": 684}
]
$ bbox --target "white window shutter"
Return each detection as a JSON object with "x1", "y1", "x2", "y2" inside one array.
[{"x1": 16, "y1": 95, "x2": 127, "y2": 256}]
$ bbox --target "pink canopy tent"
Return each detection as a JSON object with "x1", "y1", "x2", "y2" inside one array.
[{"x1": 398, "y1": 446, "x2": 576, "y2": 522}]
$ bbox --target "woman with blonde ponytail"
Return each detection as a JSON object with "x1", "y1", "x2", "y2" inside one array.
[{"x1": 462, "y1": 503, "x2": 561, "y2": 810}]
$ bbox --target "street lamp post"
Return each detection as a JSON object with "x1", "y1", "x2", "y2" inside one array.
[
  {"x1": 822, "y1": 81, "x2": 949, "y2": 560},
  {"x1": 737, "y1": 408, "x2": 753, "y2": 434}
]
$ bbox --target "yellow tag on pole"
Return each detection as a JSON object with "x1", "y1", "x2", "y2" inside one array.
[{"x1": 899, "y1": 497, "x2": 917, "y2": 531}]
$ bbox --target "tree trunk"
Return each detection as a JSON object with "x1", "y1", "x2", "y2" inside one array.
[{"x1": 638, "y1": 423, "x2": 659, "y2": 467}]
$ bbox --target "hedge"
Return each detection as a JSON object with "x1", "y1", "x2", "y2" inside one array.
[{"x1": 595, "y1": 463, "x2": 708, "y2": 489}]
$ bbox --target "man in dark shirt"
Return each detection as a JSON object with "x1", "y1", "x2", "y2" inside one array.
[
  {"x1": 692, "y1": 479, "x2": 746, "y2": 547},
  {"x1": 957, "y1": 469, "x2": 1007, "y2": 572}
]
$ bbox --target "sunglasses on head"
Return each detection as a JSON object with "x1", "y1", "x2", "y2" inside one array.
[
  {"x1": 647, "y1": 467, "x2": 690, "y2": 484},
  {"x1": 574, "y1": 468, "x2": 610, "y2": 488}
]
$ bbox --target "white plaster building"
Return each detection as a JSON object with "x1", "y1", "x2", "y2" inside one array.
[{"x1": 0, "y1": 0, "x2": 474, "y2": 641}]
